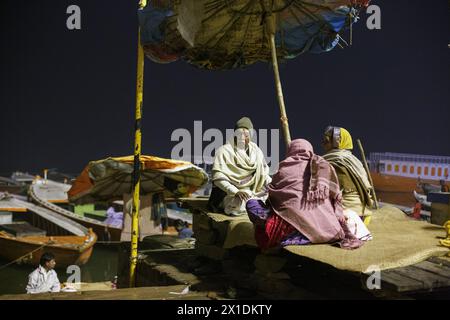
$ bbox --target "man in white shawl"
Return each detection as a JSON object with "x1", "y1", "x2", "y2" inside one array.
[{"x1": 208, "y1": 117, "x2": 272, "y2": 216}]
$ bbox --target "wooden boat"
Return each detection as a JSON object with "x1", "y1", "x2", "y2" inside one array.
[
  {"x1": 30, "y1": 179, "x2": 71, "y2": 204},
  {"x1": 371, "y1": 172, "x2": 421, "y2": 193},
  {"x1": 0, "y1": 230, "x2": 96, "y2": 267},
  {"x1": 413, "y1": 190, "x2": 432, "y2": 208},
  {"x1": 43, "y1": 205, "x2": 122, "y2": 243},
  {"x1": 0, "y1": 176, "x2": 26, "y2": 195},
  {"x1": 369, "y1": 153, "x2": 449, "y2": 197},
  {"x1": 30, "y1": 180, "x2": 123, "y2": 242},
  {"x1": 0, "y1": 193, "x2": 97, "y2": 267},
  {"x1": 371, "y1": 172, "x2": 444, "y2": 207},
  {"x1": 420, "y1": 182, "x2": 441, "y2": 195}
]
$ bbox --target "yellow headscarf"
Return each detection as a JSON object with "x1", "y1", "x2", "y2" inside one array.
[{"x1": 339, "y1": 128, "x2": 353, "y2": 150}]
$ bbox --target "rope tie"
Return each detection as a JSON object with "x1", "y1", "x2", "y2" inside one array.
[
  {"x1": 280, "y1": 116, "x2": 289, "y2": 124},
  {"x1": 0, "y1": 242, "x2": 50, "y2": 271}
]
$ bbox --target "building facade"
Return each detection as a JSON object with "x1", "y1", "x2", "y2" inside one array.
[{"x1": 369, "y1": 152, "x2": 450, "y2": 181}]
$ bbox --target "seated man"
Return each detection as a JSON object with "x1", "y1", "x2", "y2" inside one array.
[
  {"x1": 322, "y1": 126, "x2": 374, "y2": 225},
  {"x1": 246, "y1": 139, "x2": 365, "y2": 251},
  {"x1": 175, "y1": 219, "x2": 194, "y2": 239},
  {"x1": 104, "y1": 201, "x2": 124, "y2": 228},
  {"x1": 208, "y1": 117, "x2": 272, "y2": 216},
  {"x1": 26, "y1": 252, "x2": 61, "y2": 294}
]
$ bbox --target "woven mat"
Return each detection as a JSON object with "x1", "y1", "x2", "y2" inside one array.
[{"x1": 285, "y1": 206, "x2": 449, "y2": 273}]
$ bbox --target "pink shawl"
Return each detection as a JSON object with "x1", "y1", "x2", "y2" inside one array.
[{"x1": 268, "y1": 139, "x2": 345, "y2": 244}]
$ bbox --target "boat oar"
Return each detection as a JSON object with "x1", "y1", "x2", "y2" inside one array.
[{"x1": 357, "y1": 139, "x2": 379, "y2": 209}]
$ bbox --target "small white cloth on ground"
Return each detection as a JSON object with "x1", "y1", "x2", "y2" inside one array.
[{"x1": 344, "y1": 209, "x2": 373, "y2": 241}]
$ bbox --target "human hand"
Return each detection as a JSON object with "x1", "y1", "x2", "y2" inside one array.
[{"x1": 235, "y1": 191, "x2": 251, "y2": 202}]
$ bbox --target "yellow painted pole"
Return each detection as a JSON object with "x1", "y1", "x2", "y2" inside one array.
[
  {"x1": 266, "y1": 15, "x2": 292, "y2": 150},
  {"x1": 129, "y1": 0, "x2": 147, "y2": 288}
]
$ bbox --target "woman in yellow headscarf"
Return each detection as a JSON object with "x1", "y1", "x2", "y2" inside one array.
[{"x1": 322, "y1": 126, "x2": 374, "y2": 225}]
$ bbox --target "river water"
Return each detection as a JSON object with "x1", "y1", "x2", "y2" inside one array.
[{"x1": 0, "y1": 244, "x2": 118, "y2": 295}]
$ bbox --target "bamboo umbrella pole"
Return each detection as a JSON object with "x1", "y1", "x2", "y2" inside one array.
[
  {"x1": 357, "y1": 139, "x2": 379, "y2": 209},
  {"x1": 266, "y1": 15, "x2": 292, "y2": 149},
  {"x1": 129, "y1": 0, "x2": 147, "y2": 288}
]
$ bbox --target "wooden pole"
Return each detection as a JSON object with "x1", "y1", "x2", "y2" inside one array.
[
  {"x1": 357, "y1": 139, "x2": 379, "y2": 209},
  {"x1": 266, "y1": 15, "x2": 291, "y2": 150},
  {"x1": 129, "y1": 0, "x2": 147, "y2": 288}
]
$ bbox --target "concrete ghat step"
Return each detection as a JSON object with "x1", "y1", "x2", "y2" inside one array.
[{"x1": 0, "y1": 285, "x2": 212, "y2": 300}]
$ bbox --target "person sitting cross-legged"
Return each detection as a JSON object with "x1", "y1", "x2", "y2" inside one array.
[{"x1": 208, "y1": 117, "x2": 272, "y2": 216}]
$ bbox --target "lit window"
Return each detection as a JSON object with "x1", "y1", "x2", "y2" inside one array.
[
  {"x1": 431, "y1": 167, "x2": 436, "y2": 176},
  {"x1": 417, "y1": 167, "x2": 422, "y2": 175},
  {"x1": 402, "y1": 165, "x2": 407, "y2": 173},
  {"x1": 410, "y1": 166, "x2": 414, "y2": 174},
  {"x1": 395, "y1": 165, "x2": 399, "y2": 173},
  {"x1": 424, "y1": 167, "x2": 429, "y2": 175},
  {"x1": 445, "y1": 168, "x2": 449, "y2": 178},
  {"x1": 387, "y1": 164, "x2": 392, "y2": 172},
  {"x1": 438, "y1": 168, "x2": 442, "y2": 177}
]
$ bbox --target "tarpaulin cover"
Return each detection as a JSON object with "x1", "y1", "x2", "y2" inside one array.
[{"x1": 138, "y1": 0, "x2": 369, "y2": 69}]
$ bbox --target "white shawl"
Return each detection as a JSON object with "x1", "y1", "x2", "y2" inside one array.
[{"x1": 212, "y1": 141, "x2": 269, "y2": 194}]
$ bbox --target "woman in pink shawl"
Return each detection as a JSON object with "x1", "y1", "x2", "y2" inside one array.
[{"x1": 246, "y1": 139, "x2": 362, "y2": 250}]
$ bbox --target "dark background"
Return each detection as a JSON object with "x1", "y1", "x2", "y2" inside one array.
[{"x1": 1, "y1": 0, "x2": 449, "y2": 176}]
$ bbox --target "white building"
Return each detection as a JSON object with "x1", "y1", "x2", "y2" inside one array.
[{"x1": 369, "y1": 152, "x2": 450, "y2": 181}]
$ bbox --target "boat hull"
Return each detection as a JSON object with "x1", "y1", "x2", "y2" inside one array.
[
  {"x1": 371, "y1": 172, "x2": 420, "y2": 193},
  {"x1": 0, "y1": 230, "x2": 97, "y2": 267},
  {"x1": 371, "y1": 172, "x2": 440, "y2": 207},
  {"x1": 65, "y1": 217, "x2": 122, "y2": 242}
]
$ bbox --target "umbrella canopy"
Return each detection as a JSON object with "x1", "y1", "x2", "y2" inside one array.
[
  {"x1": 139, "y1": 0, "x2": 369, "y2": 69},
  {"x1": 68, "y1": 156, "x2": 209, "y2": 204}
]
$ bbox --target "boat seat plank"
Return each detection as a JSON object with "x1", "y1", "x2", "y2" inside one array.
[
  {"x1": 0, "y1": 222, "x2": 46, "y2": 237},
  {"x1": 388, "y1": 266, "x2": 450, "y2": 291},
  {"x1": 378, "y1": 271, "x2": 424, "y2": 292},
  {"x1": 379, "y1": 257, "x2": 450, "y2": 293},
  {"x1": 410, "y1": 261, "x2": 450, "y2": 279},
  {"x1": 427, "y1": 256, "x2": 450, "y2": 268}
]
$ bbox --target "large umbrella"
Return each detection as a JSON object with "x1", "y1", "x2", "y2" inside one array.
[
  {"x1": 67, "y1": 155, "x2": 208, "y2": 204},
  {"x1": 138, "y1": 0, "x2": 370, "y2": 145},
  {"x1": 127, "y1": 0, "x2": 369, "y2": 287},
  {"x1": 140, "y1": 0, "x2": 368, "y2": 69}
]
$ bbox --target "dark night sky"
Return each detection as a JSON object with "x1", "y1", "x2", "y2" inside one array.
[{"x1": 1, "y1": 0, "x2": 449, "y2": 176}]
